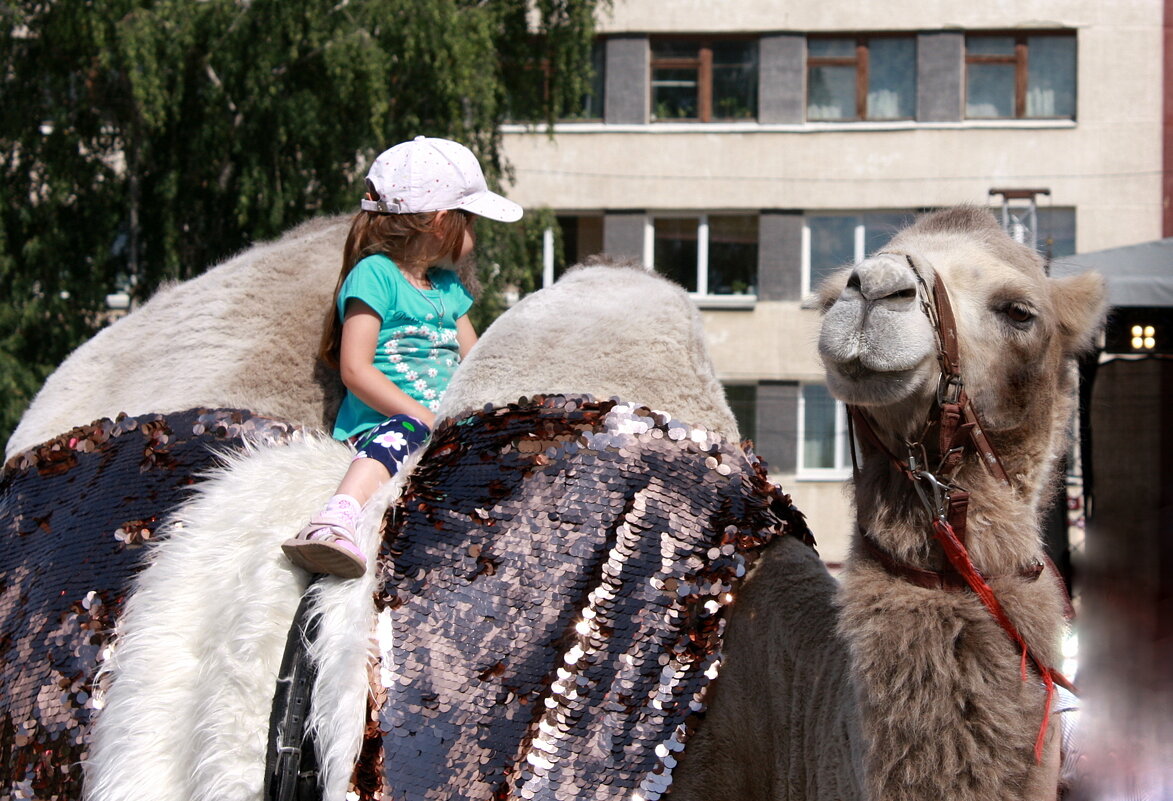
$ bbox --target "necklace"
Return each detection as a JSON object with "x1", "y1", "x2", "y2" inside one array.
[{"x1": 404, "y1": 269, "x2": 446, "y2": 322}]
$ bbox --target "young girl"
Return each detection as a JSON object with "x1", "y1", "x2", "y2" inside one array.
[{"x1": 283, "y1": 136, "x2": 522, "y2": 578}]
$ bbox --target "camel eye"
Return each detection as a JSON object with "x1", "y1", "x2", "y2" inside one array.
[{"x1": 1001, "y1": 302, "x2": 1036, "y2": 327}]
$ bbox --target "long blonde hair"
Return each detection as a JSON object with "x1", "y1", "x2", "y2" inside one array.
[{"x1": 318, "y1": 209, "x2": 477, "y2": 369}]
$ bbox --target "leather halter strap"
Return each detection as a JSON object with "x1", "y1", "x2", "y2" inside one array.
[
  {"x1": 859, "y1": 529, "x2": 1044, "y2": 591},
  {"x1": 909, "y1": 253, "x2": 1008, "y2": 485}
]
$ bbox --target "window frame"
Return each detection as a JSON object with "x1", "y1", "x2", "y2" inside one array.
[
  {"x1": 645, "y1": 213, "x2": 759, "y2": 304},
  {"x1": 797, "y1": 383, "x2": 853, "y2": 480},
  {"x1": 649, "y1": 35, "x2": 758, "y2": 123},
  {"x1": 964, "y1": 31, "x2": 1076, "y2": 120},
  {"x1": 805, "y1": 33, "x2": 917, "y2": 122}
]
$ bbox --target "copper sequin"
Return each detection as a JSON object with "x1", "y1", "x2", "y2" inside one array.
[
  {"x1": 360, "y1": 395, "x2": 810, "y2": 800},
  {"x1": 0, "y1": 409, "x2": 300, "y2": 800}
]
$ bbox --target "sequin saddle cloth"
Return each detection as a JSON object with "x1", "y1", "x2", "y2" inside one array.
[{"x1": 358, "y1": 394, "x2": 809, "y2": 801}]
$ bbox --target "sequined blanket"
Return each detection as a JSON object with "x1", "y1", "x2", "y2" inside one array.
[
  {"x1": 356, "y1": 395, "x2": 810, "y2": 801},
  {"x1": 0, "y1": 410, "x2": 301, "y2": 801},
  {"x1": 0, "y1": 400, "x2": 811, "y2": 801}
]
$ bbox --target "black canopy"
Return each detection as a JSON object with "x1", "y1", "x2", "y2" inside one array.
[{"x1": 1050, "y1": 238, "x2": 1173, "y2": 308}]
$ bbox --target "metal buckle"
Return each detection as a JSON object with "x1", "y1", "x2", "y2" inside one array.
[
  {"x1": 907, "y1": 449, "x2": 955, "y2": 524},
  {"x1": 937, "y1": 373, "x2": 964, "y2": 406}
]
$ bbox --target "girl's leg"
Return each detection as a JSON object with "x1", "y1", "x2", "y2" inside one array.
[
  {"x1": 335, "y1": 457, "x2": 392, "y2": 509},
  {"x1": 283, "y1": 416, "x2": 429, "y2": 578}
]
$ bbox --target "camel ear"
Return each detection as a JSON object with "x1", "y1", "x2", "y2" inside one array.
[
  {"x1": 803, "y1": 265, "x2": 853, "y2": 313},
  {"x1": 1050, "y1": 270, "x2": 1107, "y2": 356}
]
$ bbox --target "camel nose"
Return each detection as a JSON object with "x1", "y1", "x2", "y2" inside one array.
[{"x1": 845, "y1": 256, "x2": 919, "y2": 303}]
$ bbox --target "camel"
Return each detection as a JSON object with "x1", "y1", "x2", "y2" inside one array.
[
  {"x1": 2, "y1": 242, "x2": 766, "y2": 801},
  {"x1": 0, "y1": 207, "x2": 1105, "y2": 801},
  {"x1": 671, "y1": 206, "x2": 1106, "y2": 801}
]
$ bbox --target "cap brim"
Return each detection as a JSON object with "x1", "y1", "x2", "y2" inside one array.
[{"x1": 459, "y1": 191, "x2": 524, "y2": 223}]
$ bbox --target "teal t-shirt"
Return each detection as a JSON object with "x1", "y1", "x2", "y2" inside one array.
[{"x1": 332, "y1": 254, "x2": 474, "y2": 440}]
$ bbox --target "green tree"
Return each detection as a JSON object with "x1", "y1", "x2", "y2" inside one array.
[{"x1": 0, "y1": 0, "x2": 600, "y2": 450}]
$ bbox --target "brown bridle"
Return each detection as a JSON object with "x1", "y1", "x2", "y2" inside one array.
[
  {"x1": 844, "y1": 253, "x2": 1074, "y2": 762},
  {"x1": 847, "y1": 254, "x2": 1013, "y2": 560}
]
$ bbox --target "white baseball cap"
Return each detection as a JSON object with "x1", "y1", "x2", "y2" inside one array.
[{"x1": 361, "y1": 136, "x2": 523, "y2": 223}]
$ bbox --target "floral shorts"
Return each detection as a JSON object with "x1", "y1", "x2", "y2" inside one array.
[{"x1": 352, "y1": 415, "x2": 431, "y2": 476}]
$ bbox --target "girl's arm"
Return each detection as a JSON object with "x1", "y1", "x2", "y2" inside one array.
[
  {"x1": 456, "y1": 314, "x2": 478, "y2": 358},
  {"x1": 339, "y1": 300, "x2": 436, "y2": 428}
]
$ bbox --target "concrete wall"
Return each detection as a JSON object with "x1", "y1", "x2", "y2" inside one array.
[
  {"x1": 504, "y1": 122, "x2": 1160, "y2": 252},
  {"x1": 595, "y1": 0, "x2": 1157, "y2": 37}
]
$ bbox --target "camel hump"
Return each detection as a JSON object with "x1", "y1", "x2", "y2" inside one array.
[
  {"x1": 441, "y1": 259, "x2": 740, "y2": 441},
  {"x1": 7, "y1": 215, "x2": 349, "y2": 459}
]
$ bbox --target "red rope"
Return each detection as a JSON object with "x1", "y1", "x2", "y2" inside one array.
[{"x1": 930, "y1": 518, "x2": 1066, "y2": 762}]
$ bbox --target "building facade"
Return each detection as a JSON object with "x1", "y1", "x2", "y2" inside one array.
[{"x1": 500, "y1": 0, "x2": 1166, "y2": 563}]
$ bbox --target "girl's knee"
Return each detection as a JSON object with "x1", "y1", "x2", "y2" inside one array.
[{"x1": 352, "y1": 415, "x2": 430, "y2": 476}]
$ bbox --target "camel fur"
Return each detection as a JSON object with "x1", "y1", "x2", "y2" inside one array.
[
  {"x1": 440, "y1": 257, "x2": 738, "y2": 438},
  {"x1": 667, "y1": 534, "x2": 867, "y2": 800}
]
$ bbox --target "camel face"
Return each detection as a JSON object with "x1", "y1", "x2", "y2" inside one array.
[{"x1": 816, "y1": 208, "x2": 1105, "y2": 442}]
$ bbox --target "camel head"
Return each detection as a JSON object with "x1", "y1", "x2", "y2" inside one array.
[{"x1": 815, "y1": 207, "x2": 1105, "y2": 472}]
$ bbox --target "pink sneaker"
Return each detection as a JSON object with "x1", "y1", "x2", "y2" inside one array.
[{"x1": 282, "y1": 513, "x2": 366, "y2": 578}]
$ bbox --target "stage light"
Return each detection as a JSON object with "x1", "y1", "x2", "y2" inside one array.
[
  {"x1": 1105, "y1": 309, "x2": 1171, "y2": 355},
  {"x1": 1130, "y1": 325, "x2": 1156, "y2": 351}
]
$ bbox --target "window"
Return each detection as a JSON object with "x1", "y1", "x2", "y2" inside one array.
[
  {"x1": 651, "y1": 38, "x2": 758, "y2": 121},
  {"x1": 799, "y1": 384, "x2": 851, "y2": 476},
  {"x1": 541, "y1": 216, "x2": 604, "y2": 287},
  {"x1": 574, "y1": 41, "x2": 606, "y2": 120},
  {"x1": 1036, "y1": 207, "x2": 1075, "y2": 259},
  {"x1": 505, "y1": 40, "x2": 605, "y2": 122},
  {"x1": 988, "y1": 203, "x2": 1076, "y2": 259},
  {"x1": 965, "y1": 33, "x2": 1076, "y2": 119},
  {"x1": 807, "y1": 36, "x2": 916, "y2": 121},
  {"x1": 557, "y1": 215, "x2": 604, "y2": 266},
  {"x1": 804, "y1": 211, "x2": 916, "y2": 293},
  {"x1": 723, "y1": 384, "x2": 757, "y2": 445},
  {"x1": 652, "y1": 215, "x2": 758, "y2": 297}
]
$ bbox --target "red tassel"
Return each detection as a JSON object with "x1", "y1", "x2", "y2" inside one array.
[
  {"x1": 930, "y1": 519, "x2": 1062, "y2": 764},
  {"x1": 1034, "y1": 672, "x2": 1056, "y2": 762}
]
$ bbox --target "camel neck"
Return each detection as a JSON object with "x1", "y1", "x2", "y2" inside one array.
[{"x1": 854, "y1": 451, "x2": 1042, "y2": 574}]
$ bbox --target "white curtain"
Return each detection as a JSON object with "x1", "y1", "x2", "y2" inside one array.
[{"x1": 867, "y1": 89, "x2": 900, "y2": 119}]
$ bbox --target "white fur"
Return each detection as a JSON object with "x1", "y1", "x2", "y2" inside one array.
[
  {"x1": 85, "y1": 436, "x2": 360, "y2": 801},
  {"x1": 304, "y1": 448, "x2": 425, "y2": 800}
]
